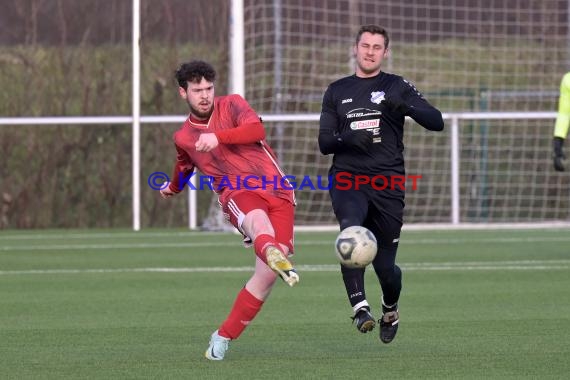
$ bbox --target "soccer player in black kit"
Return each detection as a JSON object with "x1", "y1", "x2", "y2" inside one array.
[{"x1": 318, "y1": 25, "x2": 444, "y2": 343}]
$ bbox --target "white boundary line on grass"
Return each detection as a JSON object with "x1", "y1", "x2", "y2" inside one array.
[
  {"x1": 1, "y1": 261, "x2": 569, "y2": 276},
  {"x1": 0, "y1": 231, "x2": 223, "y2": 240},
  {"x1": 1, "y1": 223, "x2": 570, "y2": 240},
  {"x1": 2, "y1": 236, "x2": 570, "y2": 251}
]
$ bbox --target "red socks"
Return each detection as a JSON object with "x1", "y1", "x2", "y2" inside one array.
[
  {"x1": 218, "y1": 288, "x2": 264, "y2": 339},
  {"x1": 217, "y1": 235, "x2": 277, "y2": 339},
  {"x1": 253, "y1": 234, "x2": 279, "y2": 264}
]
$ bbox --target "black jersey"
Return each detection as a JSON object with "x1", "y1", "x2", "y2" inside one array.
[{"x1": 319, "y1": 71, "x2": 443, "y2": 178}]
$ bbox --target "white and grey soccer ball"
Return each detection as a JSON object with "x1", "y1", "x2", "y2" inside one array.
[{"x1": 335, "y1": 226, "x2": 378, "y2": 268}]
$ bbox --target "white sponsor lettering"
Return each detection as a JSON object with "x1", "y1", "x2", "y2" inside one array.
[
  {"x1": 346, "y1": 108, "x2": 382, "y2": 119},
  {"x1": 342, "y1": 98, "x2": 353, "y2": 104}
]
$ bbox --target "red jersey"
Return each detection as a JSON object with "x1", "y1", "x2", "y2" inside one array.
[{"x1": 168, "y1": 94, "x2": 295, "y2": 205}]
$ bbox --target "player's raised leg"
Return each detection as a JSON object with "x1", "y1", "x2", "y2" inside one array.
[
  {"x1": 264, "y1": 245, "x2": 299, "y2": 286},
  {"x1": 227, "y1": 191, "x2": 299, "y2": 286},
  {"x1": 264, "y1": 195, "x2": 299, "y2": 287}
]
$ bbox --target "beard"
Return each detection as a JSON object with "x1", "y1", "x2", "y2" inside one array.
[
  {"x1": 356, "y1": 56, "x2": 382, "y2": 76},
  {"x1": 189, "y1": 102, "x2": 213, "y2": 120}
]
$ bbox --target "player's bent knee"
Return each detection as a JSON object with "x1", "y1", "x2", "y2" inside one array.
[{"x1": 242, "y1": 209, "x2": 274, "y2": 238}]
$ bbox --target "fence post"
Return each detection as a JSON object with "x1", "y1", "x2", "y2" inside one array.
[{"x1": 451, "y1": 115, "x2": 460, "y2": 224}]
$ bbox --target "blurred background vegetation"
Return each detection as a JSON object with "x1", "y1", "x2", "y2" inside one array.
[{"x1": 0, "y1": 0, "x2": 229, "y2": 228}]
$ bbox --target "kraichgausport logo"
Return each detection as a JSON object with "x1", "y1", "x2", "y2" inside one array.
[{"x1": 148, "y1": 172, "x2": 422, "y2": 192}]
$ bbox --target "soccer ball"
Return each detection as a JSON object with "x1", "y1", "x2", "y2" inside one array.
[{"x1": 335, "y1": 226, "x2": 378, "y2": 268}]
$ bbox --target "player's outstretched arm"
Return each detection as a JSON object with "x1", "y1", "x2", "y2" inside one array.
[
  {"x1": 407, "y1": 103, "x2": 444, "y2": 131},
  {"x1": 214, "y1": 122, "x2": 265, "y2": 145},
  {"x1": 385, "y1": 80, "x2": 444, "y2": 132}
]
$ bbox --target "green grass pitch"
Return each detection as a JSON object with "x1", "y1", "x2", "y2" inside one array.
[{"x1": 1, "y1": 228, "x2": 569, "y2": 379}]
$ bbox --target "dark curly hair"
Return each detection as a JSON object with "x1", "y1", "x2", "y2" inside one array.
[
  {"x1": 175, "y1": 60, "x2": 217, "y2": 89},
  {"x1": 356, "y1": 24, "x2": 390, "y2": 49}
]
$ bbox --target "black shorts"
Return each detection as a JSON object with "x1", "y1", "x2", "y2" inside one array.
[{"x1": 329, "y1": 178, "x2": 404, "y2": 250}]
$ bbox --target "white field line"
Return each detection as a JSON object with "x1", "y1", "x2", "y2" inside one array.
[
  {"x1": 1, "y1": 229, "x2": 570, "y2": 241},
  {"x1": 2, "y1": 236, "x2": 570, "y2": 251},
  {"x1": 0, "y1": 231, "x2": 223, "y2": 240},
  {"x1": 0, "y1": 261, "x2": 569, "y2": 276}
]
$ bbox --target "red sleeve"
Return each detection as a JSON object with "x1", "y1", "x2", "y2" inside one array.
[
  {"x1": 214, "y1": 121, "x2": 265, "y2": 144},
  {"x1": 169, "y1": 143, "x2": 195, "y2": 193}
]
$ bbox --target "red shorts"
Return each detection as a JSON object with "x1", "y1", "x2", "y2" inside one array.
[{"x1": 221, "y1": 190, "x2": 295, "y2": 253}]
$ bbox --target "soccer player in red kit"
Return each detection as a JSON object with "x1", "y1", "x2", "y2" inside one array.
[{"x1": 160, "y1": 60, "x2": 299, "y2": 361}]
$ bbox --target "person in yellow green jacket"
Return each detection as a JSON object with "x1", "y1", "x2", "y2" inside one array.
[{"x1": 553, "y1": 72, "x2": 570, "y2": 171}]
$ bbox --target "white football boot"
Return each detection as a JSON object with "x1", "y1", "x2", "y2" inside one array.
[{"x1": 204, "y1": 330, "x2": 230, "y2": 361}]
